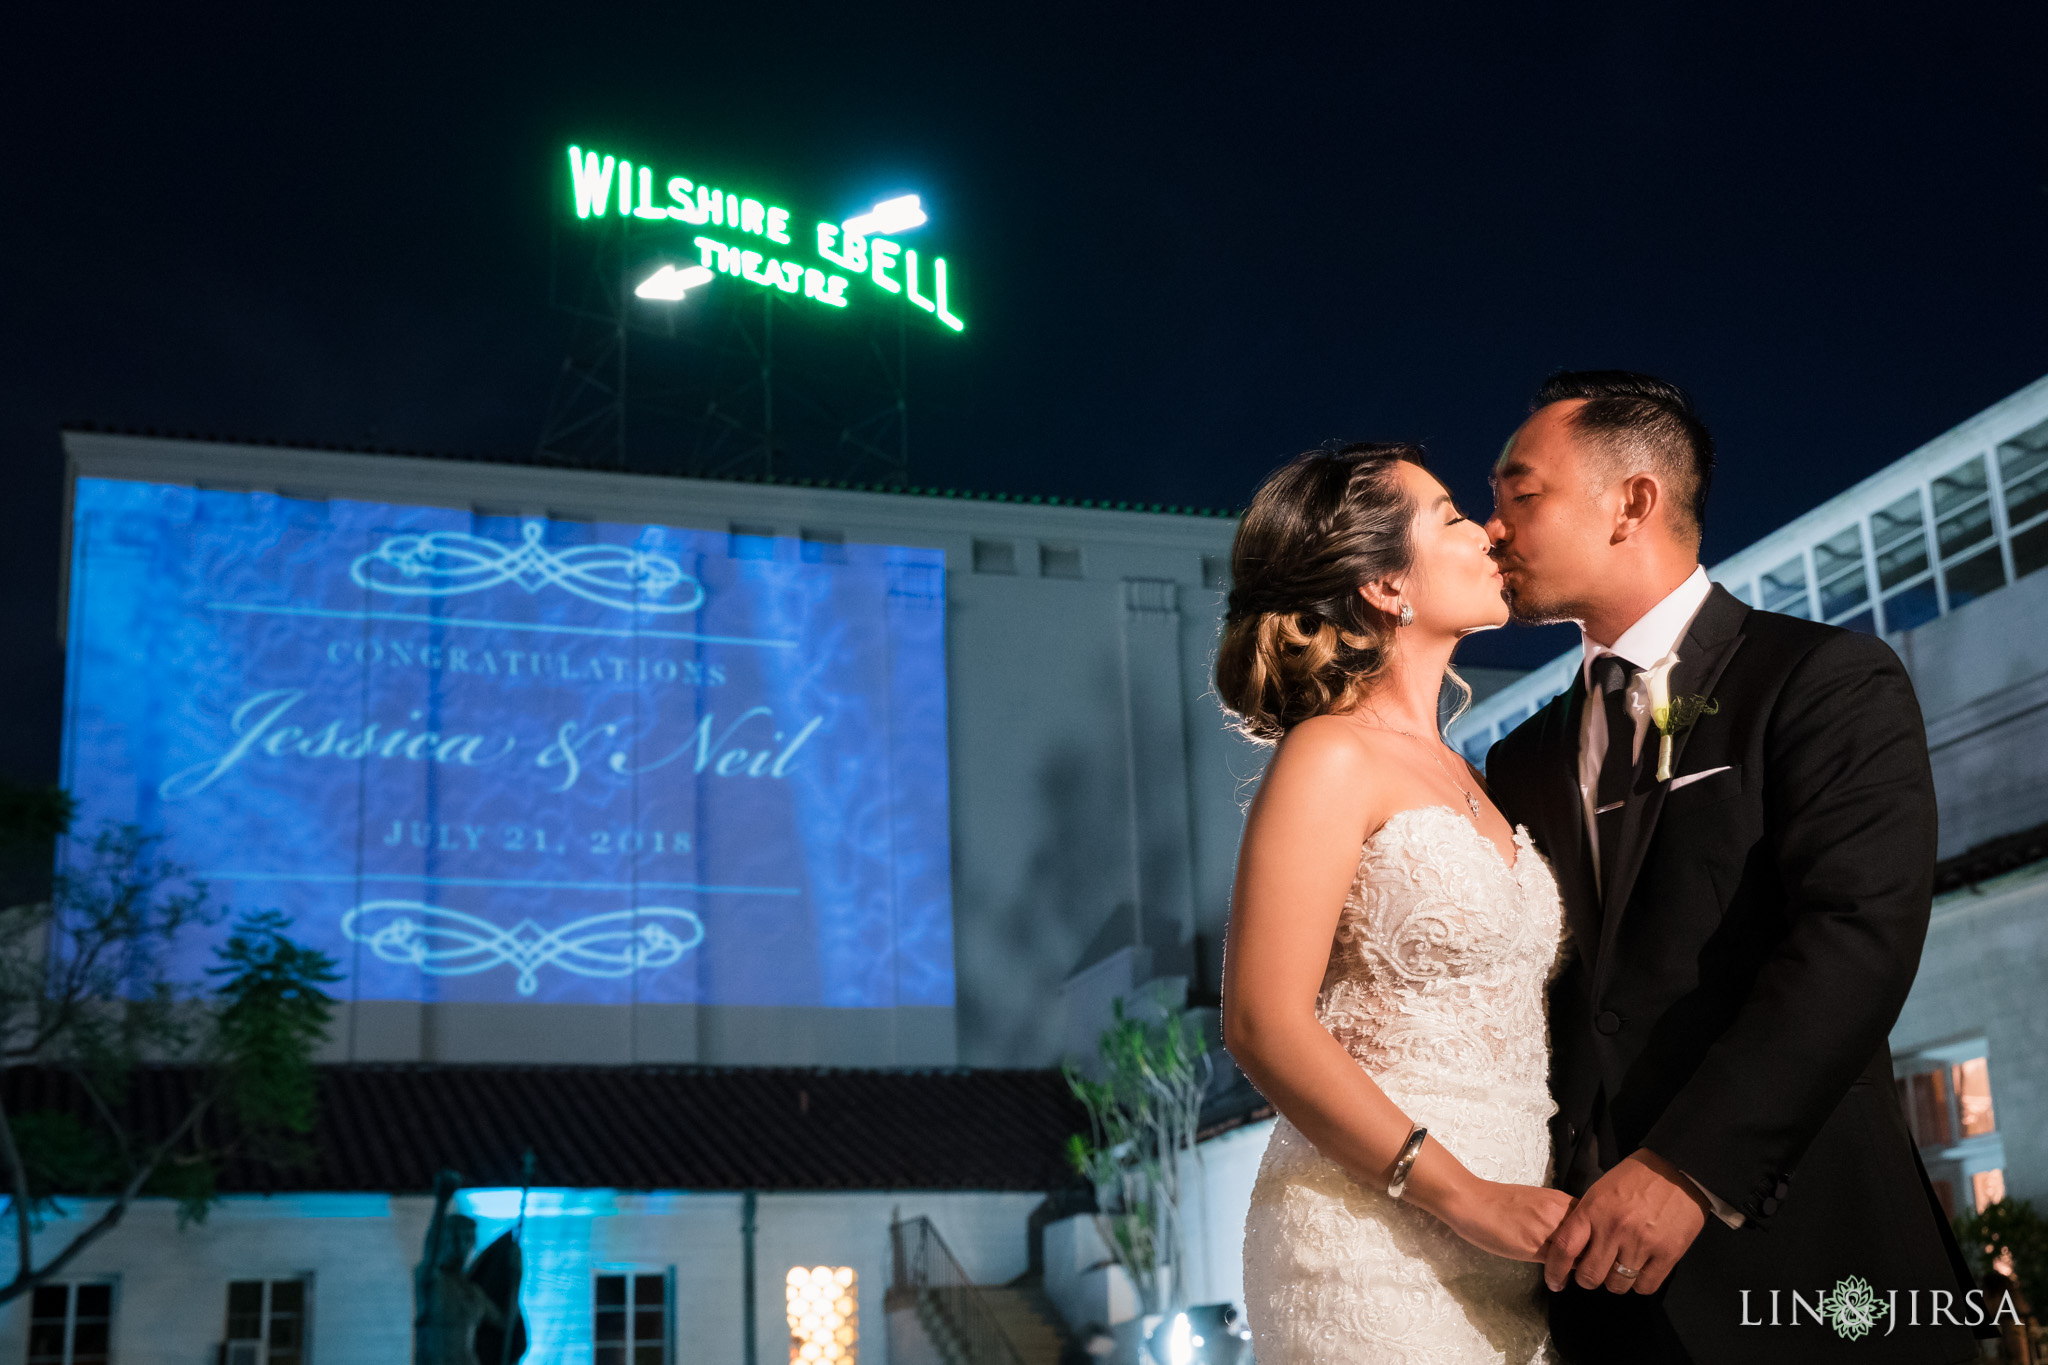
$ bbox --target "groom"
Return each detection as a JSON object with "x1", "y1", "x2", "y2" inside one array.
[{"x1": 1483, "y1": 372, "x2": 1981, "y2": 1364}]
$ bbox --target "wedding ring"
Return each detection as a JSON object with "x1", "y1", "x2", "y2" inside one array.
[{"x1": 1612, "y1": 1262, "x2": 1640, "y2": 1279}]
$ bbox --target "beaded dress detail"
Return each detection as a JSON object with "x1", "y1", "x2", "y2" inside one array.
[{"x1": 1242, "y1": 805, "x2": 1568, "y2": 1364}]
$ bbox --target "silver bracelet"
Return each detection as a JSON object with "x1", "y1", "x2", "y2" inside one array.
[{"x1": 1386, "y1": 1126, "x2": 1429, "y2": 1200}]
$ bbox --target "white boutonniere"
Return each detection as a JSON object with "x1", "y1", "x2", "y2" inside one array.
[{"x1": 1641, "y1": 652, "x2": 1719, "y2": 781}]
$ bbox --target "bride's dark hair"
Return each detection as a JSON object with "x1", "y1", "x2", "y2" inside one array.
[{"x1": 1215, "y1": 442, "x2": 1429, "y2": 744}]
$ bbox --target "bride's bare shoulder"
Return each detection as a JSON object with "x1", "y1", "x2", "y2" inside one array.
[{"x1": 1257, "y1": 715, "x2": 1409, "y2": 824}]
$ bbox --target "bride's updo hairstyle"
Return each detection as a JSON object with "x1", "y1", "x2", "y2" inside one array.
[{"x1": 1216, "y1": 442, "x2": 1428, "y2": 744}]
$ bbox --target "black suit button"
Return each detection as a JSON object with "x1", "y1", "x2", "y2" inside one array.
[
  {"x1": 1760, "y1": 1196, "x2": 1780, "y2": 1216},
  {"x1": 1775, "y1": 1181, "x2": 1790, "y2": 1199},
  {"x1": 1595, "y1": 1010, "x2": 1623, "y2": 1035}
]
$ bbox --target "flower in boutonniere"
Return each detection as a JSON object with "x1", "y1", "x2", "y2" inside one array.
[{"x1": 1642, "y1": 654, "x2": 1720, "y2": 781}]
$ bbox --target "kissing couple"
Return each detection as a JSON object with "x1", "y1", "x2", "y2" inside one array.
[{"x1": 1222, "y1": 371, "x2": 1982, "y2": 1364}]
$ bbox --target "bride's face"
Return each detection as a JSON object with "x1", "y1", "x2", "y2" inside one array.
[{"x1": 1385, "y1": 461, "x2": 1509, "y2": 637}]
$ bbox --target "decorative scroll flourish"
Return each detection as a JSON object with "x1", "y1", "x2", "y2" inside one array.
[
  {"x1": 341, "y1": 901, "x2": 706, "y2": 996},
  {"x1": 350, "y1": 522, "x2": 704, "y2": 613}
]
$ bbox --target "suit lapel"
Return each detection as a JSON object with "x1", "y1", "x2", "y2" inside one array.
[{"x1": 1595, "y1": 586, "x2": 1750, "y2": 983}]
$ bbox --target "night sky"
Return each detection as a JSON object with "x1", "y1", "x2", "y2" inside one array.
[{"x1": 4, "y1": 4, "x2": 2045, "y2": 783}]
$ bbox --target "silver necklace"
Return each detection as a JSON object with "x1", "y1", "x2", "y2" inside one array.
[{"x1": 1373, "y1": 723, "x2": 1483, "y2": 821}]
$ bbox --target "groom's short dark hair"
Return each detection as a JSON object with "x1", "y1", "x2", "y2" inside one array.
[{"x1": 1532, "y1": 369, "x2": 1715, "y2": 541}]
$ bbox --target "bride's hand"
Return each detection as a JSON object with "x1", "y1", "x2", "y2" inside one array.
[{"x1": 1438, "y1": 1180, "x2": 1576, "y2": 1262}]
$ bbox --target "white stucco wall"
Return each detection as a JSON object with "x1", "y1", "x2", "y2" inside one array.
[{"x1": 0, "y1": 1187, "x2": 1042, "y2": 1365}]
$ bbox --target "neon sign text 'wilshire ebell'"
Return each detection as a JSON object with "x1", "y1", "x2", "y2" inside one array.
[{"x1": 566, "y1": 145, "x2": 964, "y2": 332}]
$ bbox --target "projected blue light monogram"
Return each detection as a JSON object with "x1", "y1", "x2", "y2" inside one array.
[{"x1": 60, "y1": 479, "x2": 954, "y2": 1008}]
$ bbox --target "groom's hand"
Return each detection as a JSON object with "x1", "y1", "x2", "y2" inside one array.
[{"x1": 1541, "y1": 1149, "x2": 1708, "y2": 1295}]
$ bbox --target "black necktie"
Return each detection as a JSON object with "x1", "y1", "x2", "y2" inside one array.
[{"x1": 1592, "y1": 653, "x2": 1639, "y2": 897}]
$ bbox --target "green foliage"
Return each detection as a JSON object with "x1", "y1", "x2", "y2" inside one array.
[
  {"x1": 208, "y1": 909, "x2": 340, "y2": 1163},
  {"x1": 1061, "y1": 988, "x2": 1211, "y2": 1313},
  {"x1": 0, "y1": 814, "x2": 340, "y2": 1303},
  {"x1": 1956, "y1": 1198, "x2": 2048, "y2": 1312}
]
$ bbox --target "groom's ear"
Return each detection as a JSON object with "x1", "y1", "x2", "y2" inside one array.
[{"x1": 1609, "y1": 471, "x2": 1666, "y2": 544}]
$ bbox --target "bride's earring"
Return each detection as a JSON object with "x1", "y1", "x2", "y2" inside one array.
[{"x1": 1398, "y1": 602, "x2": 1414, "y2": 627}]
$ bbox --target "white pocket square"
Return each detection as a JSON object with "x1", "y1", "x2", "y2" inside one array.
[{"x1": 1667, "y1": 765, "x2": 1732, "y2": 792}]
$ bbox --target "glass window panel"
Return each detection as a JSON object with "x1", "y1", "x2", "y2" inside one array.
[
  {"x1": 1909, "y1": 1069, "x2": 1953, "y2": 1145},
  {"x1": 269, "y1": 1281, "x2": 303, "y2": 1314},
  {"x1": 31, "y1": 1285, "x2": 69, "y2": 1320},
  {"x1": 1813, "y1": 526, "x2": 1864, "y2": 581},
  {"x1": 73, "y1": 1285, "x2": 111, "y2": 1318},
  {"x1": 1815, "y1": 528, "x2": 1869, "y2": 618},
  {"x1": 634, "y1": 1347, "x2": 664, "y2": 1365},
  {"x1": 1760, "y1": 557, "x2": 1810, "y2": 617},
  {"x1": 1937, "y1": 498, "x2": 1996, "y2": 559},
  {"x1": 1834, "y1": 609, "x2": 1875, "y2": 635},
  {"x1": 596, "y1": 1275, "x2": 627, "y2": 1309},
  {"x1": 2000, "y1": 418, "x2": 2048, "y2": 526},
  {"x1": 1944, "y1": 547, "x2": 2007, "y2": 608},
  {"x1": 1871, "y1": 494, "x2": 1930, "y2": 589},
  {"x1": 634, "y1": 1275, "x2": 665, "y2": 1306},
  {"x1": 2011, "y1": 520, "x2": 2048, "y2": 582},
  {"x1": 596, "y1": 1308, "x2": 628, "y2": 1341},
  {"x1": 597, "y1": 1348, "x2": 628, "y2": 1365},
  {"x1": 1870, "y1": 492, "x2": 1926, "y2": 550},
  {"x1": 635, "y1": 1309, "x2": 665, "y2": 1341},
  {"x1": 1952, "y1": 1058, "x2": 1995, "y2": 1136},
  {"x1": 70, "y1": 1322, "x2": 109, "y2": 1355},
  {"x1": 27, "y1": 1323, "x2": 67, "y2": 1362},
  {"x1": 1973, "y1": 1168, "x2": 2007, "y2": 1212},
  {"x1": 1882, "y1": 583, "x2": 1940, "y2": 634},
  {"x1": 1876, "y1": 538, "x2": 1929, "y2": 591},
  {"x1": 227, "y1": 1279, "x2": 265, "y2": 1339},
  {"x1": 1930, "y1": 456, "x2": 1988, "y2": 518}
]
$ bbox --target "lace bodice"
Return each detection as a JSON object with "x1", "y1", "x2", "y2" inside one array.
[
  {"x1": 1317, "y1": 805, "x2": 1568, "y2": 1109},
  {"x1": 1242, "y1": 805, "x2": 1569, "y2": 1364}
]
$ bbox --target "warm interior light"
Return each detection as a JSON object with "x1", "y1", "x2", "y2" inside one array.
[
  {"x1": 634, "y1": 264, "x2": 714, "y2": 301},
  {"x1": 786, "y1": 1265, "x2": 857, "y2": 1363},
  {"x1": 841, "y1": 194, "x2": 926, "y2": 238}
]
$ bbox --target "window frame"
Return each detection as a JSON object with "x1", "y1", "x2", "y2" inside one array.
[
  {"x1": 26, "y1": 1279, "x2": 116, "y2": 1365},
  {"x1": 222, "y1": 1275, "x2": 313, "y2": 1365},
  {"x1": 593, "y1": 1265, "x2": 674, "y2": 1365}
]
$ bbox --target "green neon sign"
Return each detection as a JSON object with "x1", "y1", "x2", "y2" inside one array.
[{"x1": 566, "y1": 145, "x2": 964, "y2": 332}]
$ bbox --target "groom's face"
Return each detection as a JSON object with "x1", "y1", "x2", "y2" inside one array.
[{"x1": 1486, "y1": 401, "x2": 1612, "y2": 626}]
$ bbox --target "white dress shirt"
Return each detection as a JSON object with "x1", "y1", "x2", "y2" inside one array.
[{"x1": 1573, "y1": 565, "x2": 1744, "y2": 1227}]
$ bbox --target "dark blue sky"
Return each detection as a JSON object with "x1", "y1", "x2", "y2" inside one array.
[{"x1": 3, "y1": 3, "x2": 2044, "y2": 781}]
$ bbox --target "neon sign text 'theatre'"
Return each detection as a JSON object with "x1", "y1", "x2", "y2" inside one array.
[{"x1": 567, "y1": 145, "x2": 964, "y2": 332}]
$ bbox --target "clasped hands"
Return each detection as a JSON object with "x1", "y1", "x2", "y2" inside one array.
[{"x1": 1537, "y1": 1149, "x2": 1709, "y2": 1295}]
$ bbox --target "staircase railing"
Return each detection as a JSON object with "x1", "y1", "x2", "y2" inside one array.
[{"x1": 888, "y1": 1217, "x2": 1030, "y2": 1365}]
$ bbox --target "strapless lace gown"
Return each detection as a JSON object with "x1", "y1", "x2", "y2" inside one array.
[{"x1": 1242, "y1": 805, "x2": 1568, "y2": 1364}]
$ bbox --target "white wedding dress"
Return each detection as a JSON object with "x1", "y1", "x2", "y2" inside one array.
[{"x1": 1242, "y1": 805, "x2": 1568, "y2": 1364}]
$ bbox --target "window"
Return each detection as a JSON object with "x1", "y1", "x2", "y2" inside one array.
[
  {"x1": 28, "y1": 1283, "x2": 111, "y2": 1365},
  {"x1": 224, "y1": 1279, "x2": 307, "y2": 1365},
  {"x1": 800, "y1": 528, "x2": 847, "y2": 565},
  {"x1": 1930, "y1": 456, "x2": 2006, "y2": 608},
  {"x1": 1999, "y1": 417, "x2": 2048, "y2": 532},
  {"x1": 1813, "y1": 526, "x2": 1869, "y2": 621},
  {"x1": 971, "y1": 539, "x2": 1016, "y2": 575},
  {"x1": 595, "y1": 1272, "x2": 670, "y2": 1365},
  {"x1": 1038, "y1": 544, "x2": 1083, "y2": 579},
  {"x1": 1759, "y1": 556, "x2": 1811, "y2": 618},
  {"x1": 1896, "y1": 1042, "x2": 2005, "y2": 1218},
  {"x1": 786, "y1": 1265, "x2": 858, "y2": 1364},
  {"x1": 730, "y1": 523, "x2": 777, "y2": 560}
]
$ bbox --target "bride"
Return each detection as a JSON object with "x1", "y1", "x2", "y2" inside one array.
[{"x1": 1220, "y1": 443, "x2": 1570, "y2": 1364}]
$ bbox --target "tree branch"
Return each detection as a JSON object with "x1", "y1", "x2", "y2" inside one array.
[
  {"x1": 0, "y1": 1089, "x2": 215, "y2": 1308},
  {"x1": 0, "y1": 1084, "x2": 36, "y2": 1283}
]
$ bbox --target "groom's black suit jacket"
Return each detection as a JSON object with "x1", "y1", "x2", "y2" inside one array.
[{"x1": 1486, "y1": 586, "x2": 1979, "y2": 1365}]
